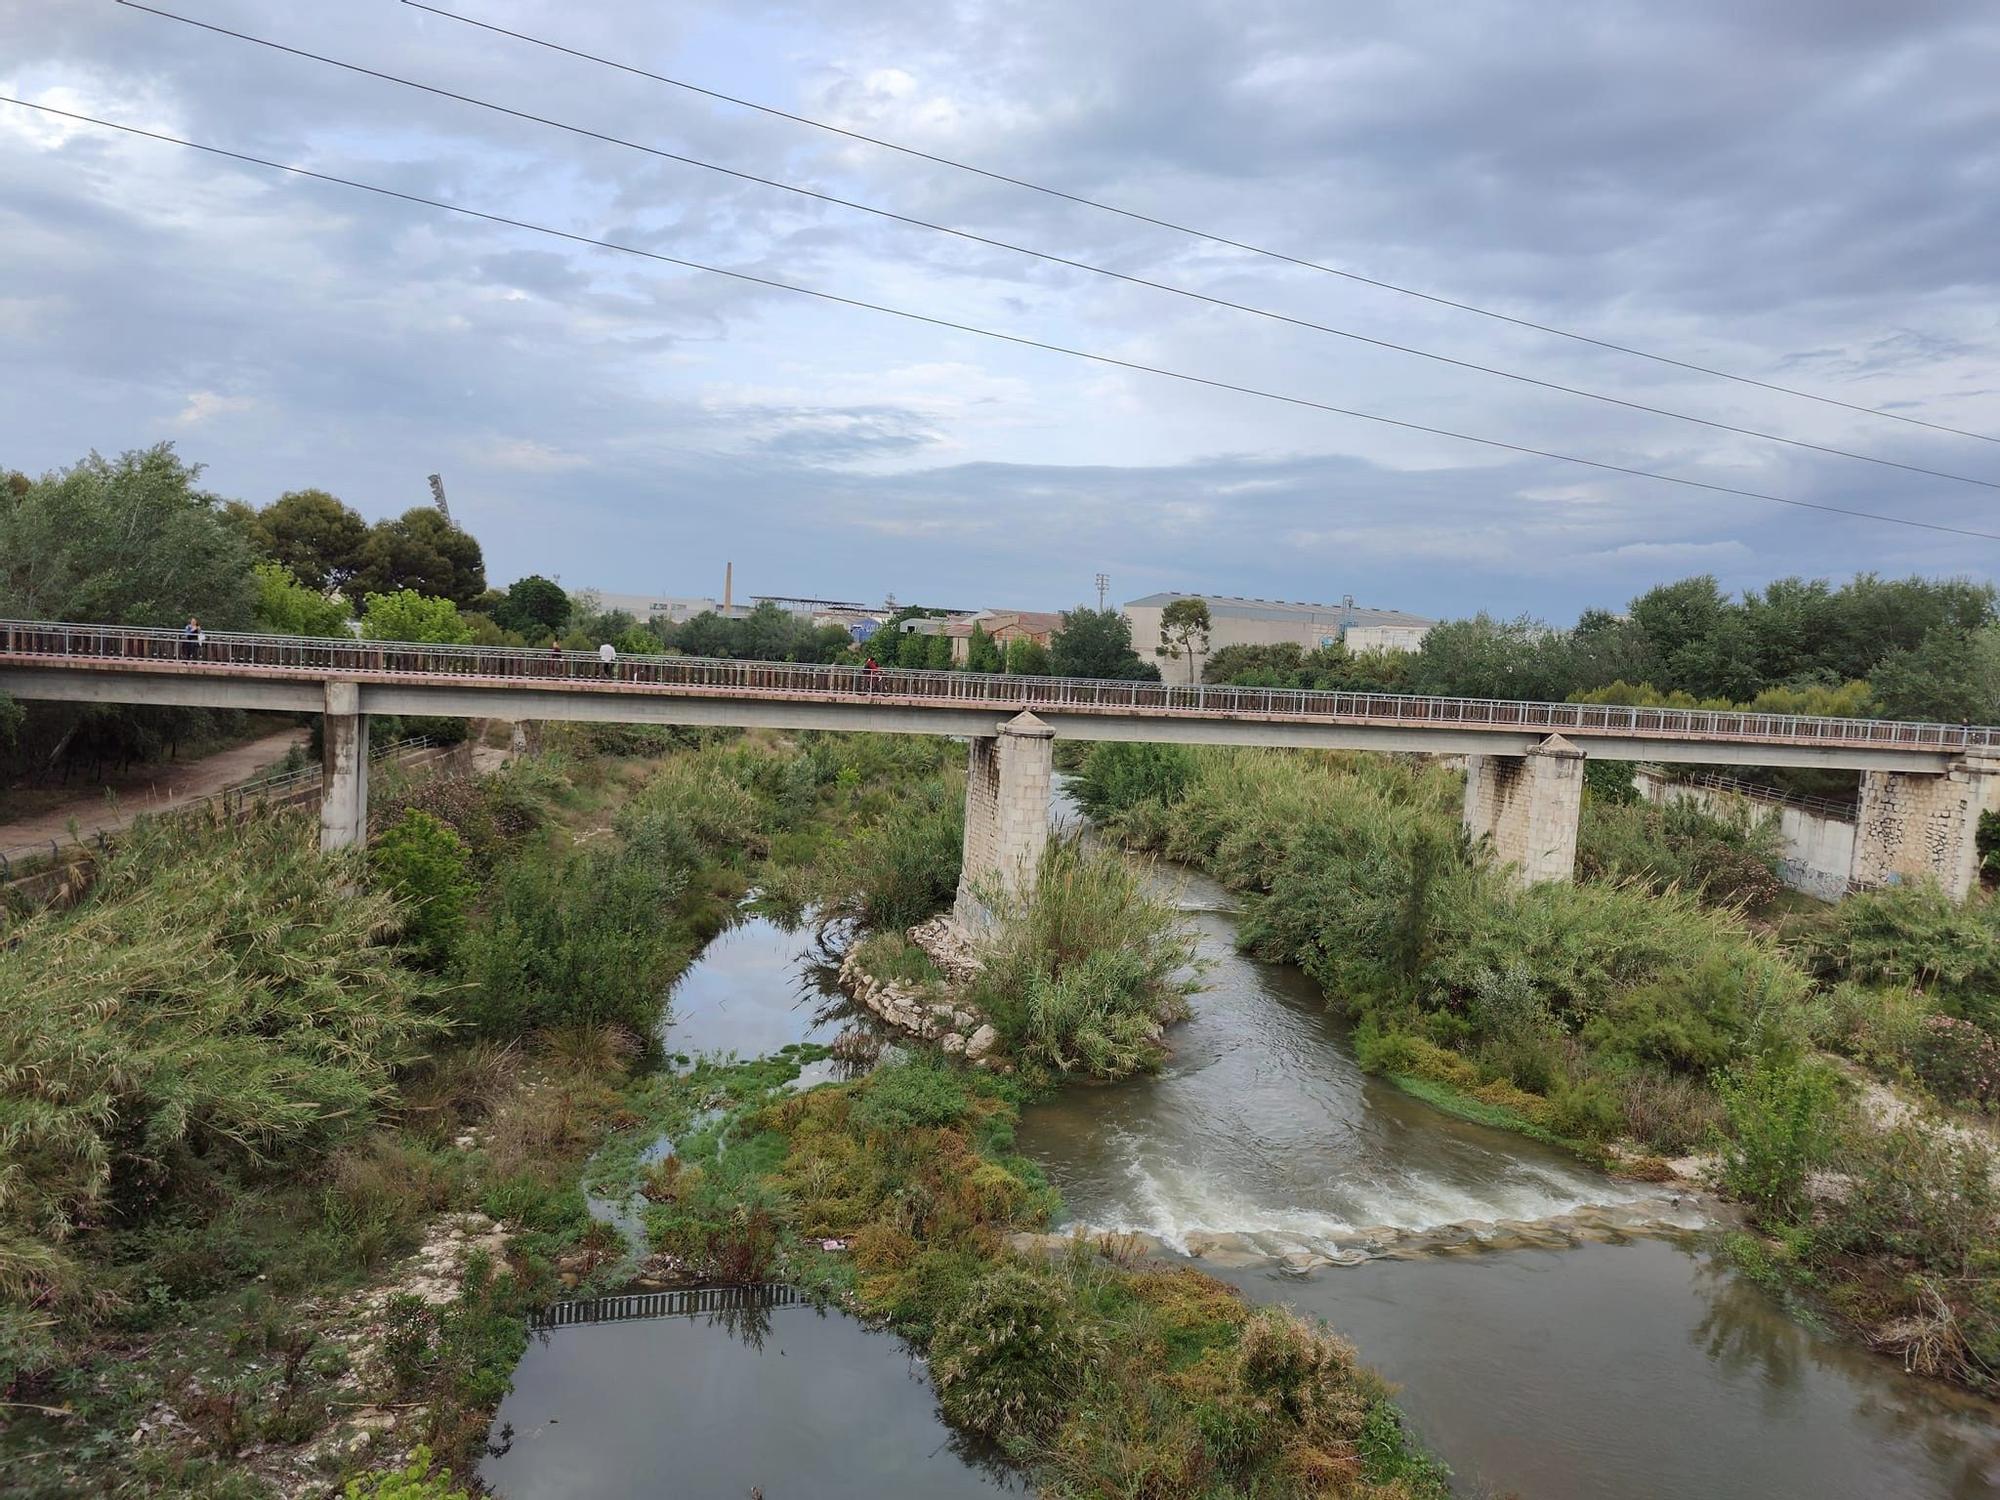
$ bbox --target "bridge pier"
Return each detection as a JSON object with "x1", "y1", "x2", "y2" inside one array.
[
  {"x1": 955, "y1": 711, "x2": 1055, "y2": 930},
  {"x1": 1850, "y1": 753, "x2": 2000, "y2": 899},
  {"x1": 1463, "y1": 733, "x2": 1586, "y2": 886},
  {"x1": 320, "y1": 680, "x2": 369, "y2": 853}
]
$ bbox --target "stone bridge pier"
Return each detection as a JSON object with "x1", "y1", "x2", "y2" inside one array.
[
  {"x1": 320, "y1": 679, "x2": 369, "y2": 853},
  {"x1": 1462, "y1": 734, "x2": 1587, "y2": 886},
  {"x1": 1850, "y1": 753, "x2": 2000, "y2": 900},
  {"x1": 955, "y1": 711, "x2": 1056, "y2": 930}
]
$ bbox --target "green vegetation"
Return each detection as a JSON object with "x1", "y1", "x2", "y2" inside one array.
[
  {"x1": 966, "y1": 836, "x2": 1199, "y2": 1080},
  {"x1": 625, "y1": 1056, "x2": 1448, "y2": 1498},
  {"x1": 1047, "y1": 605, "x2": 1161, "y2": 681},
  {"x1": 1202, "y1": 571, "x2": 2000, "y2": 731},
  {"x1": 0, "y1": 729, "x2": 976, "y2": 1494},
  {"x1": 1575, "y1": 797, "x2": 1785, "y2": 910},
  {"x1": 361, "y1": 589, "x2": 474, "y2": 645},
  {"x1": 252, "y1": 559, "x2": 353, "y2": 637},
  {"x1": 1156, "y1": 596, "x2": 1212, "y2": 684}
]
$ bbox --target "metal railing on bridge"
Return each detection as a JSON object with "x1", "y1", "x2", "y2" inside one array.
[{"x1": 4, "y1": 618, "x2": 1995, "y2": 754}]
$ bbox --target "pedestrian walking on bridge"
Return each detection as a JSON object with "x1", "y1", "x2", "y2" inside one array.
[{"x1": 599, "y1": 640, "x2": 617, "y2": 679}]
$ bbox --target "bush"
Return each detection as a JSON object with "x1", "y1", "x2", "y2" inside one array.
[
  {"x1": 1907, "y1": 1014, "x2": 2000, "y2": 1110},
  {"x1": 967, "y1": 836, "x2": 1197, "y2": 1079},
  {"x1": 1822, "y1": 1124, "x2": 1997, "y2": 1273},
  {"x1": 850, "y1": 1060, "x2": 970, "y2": 1133},
  {"x1": 1799, "y1": 884, "x2": 2000, "y2": 1031},
  {"x1": 0, "y1": 813, "x2": 441, "y2": 1308},
  {"x1": 1715, "y1": 1056, "x2": 1842, "y2": 1219},
  {"x1": 1576, "y1": 797, "x2": 1783, "y2": 909},
  {"x1": 930, "y1": 1263, "x2": 1098, "y2": 1440},
  {"x1": 342, "y1": 1446, "x2": 475, "y2": 1500},
  {"x1": 453, "y1": 842, "x2": 686, "y2": 1035},
  {"x1": 1072, "y1": 741, "x2": 1198, "y2": 818},
  {"x1": 370, "y1": 809, "x2": 476, "y2": 969}
]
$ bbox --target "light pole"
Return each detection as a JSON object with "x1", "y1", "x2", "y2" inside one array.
[{"x1": 1094, "y1": 572, "x2": 1109, "y2": 611}]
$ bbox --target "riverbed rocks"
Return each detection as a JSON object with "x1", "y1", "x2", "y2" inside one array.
[
  {"x1": 908, "y1": 913, "x2": 983, "y2": 982},
  {"x1": 837, "y1": 923, "x2": 1008, "y2": 1068}
]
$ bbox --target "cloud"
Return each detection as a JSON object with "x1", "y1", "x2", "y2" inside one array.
[
  {"x1": 0, "y1": 0, "x2": 1993, "y2": 622},
  {"x1": 173, "y1": 391, "x2": 254, "y2": 426}
]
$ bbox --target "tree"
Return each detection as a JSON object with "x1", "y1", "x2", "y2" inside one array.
[
  {"x1": 252, "y1": 488, "x2": 369, "y2": 594},
  {"x1": 370, "y1": 809, "x2": 476, "y2": 970},
  {"x1": 1049, "y1": 607, "x2": 1158, "y2": 680},
  {"x1": 361, "y1": 589, "x2": 474, "y2": 645},
  {"x1": 1155, "y1": 598, "x2": 1211, "y2": 685},
  {"x1": 0, "y1": 445, "x2": 257, "y2": 781},
  {"x1": 492, "y1": 574, "x2": 571, "y2": 638},
  {"x1": 895, "y1": 627, "x2": 931, "y2": 668},
  {"x1": 1406, "y1": 614, "x2": 1572, "y2": 701},
  {"x1": 0, "y1": 444, "x2": 255, "y2": 627},
  {"x1": 252, "y1": 561, "x2": 351, "y2": 637},
  {"x1": 350, "y1": 508, "x2": 486, "y2": 606},
  {"x1": 964, "y1": 623, "x2": 1003, "y2": 673},
  {"x1": 1004, "y1": 637, "x2": 1052, "y2": 675},
  {"x1": 925, "y1": 633, "x2": 955, "y2": 670},
  {"x1": 1871, "y1": 628, "x2": 2000, "y2": 724}
]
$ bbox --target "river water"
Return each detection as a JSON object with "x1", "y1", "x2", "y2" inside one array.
[{"x1": 485, "y1": 844, "x2": 2000, "y2": 1498}]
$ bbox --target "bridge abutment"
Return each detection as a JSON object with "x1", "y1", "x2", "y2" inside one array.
[
  {"x1": 954, "y1": 711, "x2": 1055, "y2": 929},
  {"x1": 1463, "y1": 734, "x2": 1586, "y2": 886},
  {"x1": 319, "y1": 680, "x2": 369, "y2": 853},
  {"x1": 1850, "y1": 754, "x2": 2000, "y2": 899}
]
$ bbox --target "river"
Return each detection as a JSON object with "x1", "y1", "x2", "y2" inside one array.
[{"x1": 484, "y1": 837, "x2": 2000, "y2": 1498}]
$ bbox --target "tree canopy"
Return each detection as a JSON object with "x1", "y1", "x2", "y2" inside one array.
[
  {"x1": 1198, "y1": 573, "x2": 2000, "y2": 725},
  {"x1": 349, "y1": 507, "x2": 486, "y2": 606},
  {"x1": 0, "y1": 444, "x2": 256, "y2": 627},
  {"x1": 1049, "y1": 607, "x2": 1159, "y2": 680},
  {"x1": 492, "y1": 574, "x2": 571, "y2": 638},
  {"x1": 252, "y1": 561, "x2": 352, "y2": 637},
  {"x1": 361, "y1": 589, "x2": 474, "y2": 645},
  {"x1": 250, "y1": 489, "x2": 369, "y2": 594},
  {"x1": 1156, "y1": 598, "x2": 1212, "y2": 685}
]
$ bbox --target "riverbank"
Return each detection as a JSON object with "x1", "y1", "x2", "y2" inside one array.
[
  {"x1": 0, "y1": 728, "x2": 965, "y2": 1496},
  {"x1": 1070, "y1": 742, "x2": 1999, "y2": 1397}
]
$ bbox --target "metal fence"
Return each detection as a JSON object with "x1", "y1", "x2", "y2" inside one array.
[
  {"x1": 0, "y1": 734, "x2": 439, "y2": 880},
  {"x1": 529, "y1": 1283, "x2": 801, "y2": 1329},
  {"x1": 4, "y1": 618, "x2": 1995, "y2": 753},
  {"x1": 1633, "y1": 765, "x2": 1860, "y2": 821}
]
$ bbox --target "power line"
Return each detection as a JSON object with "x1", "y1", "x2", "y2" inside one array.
[
  {"x1": 7, "y1": 94, "x2": 1996, "y2": 545},
  {"x1": 116, "y1": 2, "x2": 2000, "y2": 496},
  {"x1": 398, "y1": 0, "x2": 2000, "y2": 449}
]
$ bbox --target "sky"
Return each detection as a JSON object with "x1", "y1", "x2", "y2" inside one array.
[{"x1": 2, "y1": 0, "x2": 1997, "y2": 624}]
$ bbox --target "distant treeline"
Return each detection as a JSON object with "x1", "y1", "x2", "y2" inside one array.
[{"x1": 1202, "y1": 574, "x2": 1999, "y2": 727}]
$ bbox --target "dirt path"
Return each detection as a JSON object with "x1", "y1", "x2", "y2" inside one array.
[{"x1": 0, "y1": 727, "x2": 309, "y2": 857}]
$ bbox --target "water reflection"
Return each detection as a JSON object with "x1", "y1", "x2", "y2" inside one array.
[{"x1": 480, "y1": 1303, "x2": 1025, "y2": 1498}]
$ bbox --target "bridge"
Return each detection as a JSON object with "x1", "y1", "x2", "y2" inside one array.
[{"x1": 5, "y1": 620, "x2": 1997, "y2": 906}]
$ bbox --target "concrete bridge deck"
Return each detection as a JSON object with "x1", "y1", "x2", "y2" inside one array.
[
  {"x1": 0, "y1": 621, "x2": 1984, "y2": 772},
  {"x1": 7, "y1": 620, "x2": 1997, "y2": 903}
]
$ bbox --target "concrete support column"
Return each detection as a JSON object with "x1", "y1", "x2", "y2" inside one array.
[
  {"x1": 320, "y1": 679, "x2": 369, "y2": 853},
  {"x1": 1462, "y1": 733, "x2": 1586, "y2": 886},
  {"x1": 1850, "y1": 753, "x2": 2000, "y2": 900},
  {"x1": 509, "y1": 720, "x2": 529, "y2": 757},
  {"x1": 954, "y1": 711, "x2": 1056, "y2": 928}
]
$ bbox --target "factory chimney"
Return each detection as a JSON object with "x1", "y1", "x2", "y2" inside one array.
[{"x1": 723, "y1": 561, "x2": 733, "y2": 614}]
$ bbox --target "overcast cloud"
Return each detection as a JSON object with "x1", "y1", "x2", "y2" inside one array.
[{"x1": 2, "y1": 0, "x2": 1996, "y2": 621}]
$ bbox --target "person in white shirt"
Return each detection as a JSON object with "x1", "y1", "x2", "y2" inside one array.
[{"x1": 599, "y1": 640, "x2": 617, "y2": 678}]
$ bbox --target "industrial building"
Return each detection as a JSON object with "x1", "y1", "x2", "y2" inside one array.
[{"x1": 1122, "y1": 592, "x2": 1433, "y2": 679}]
